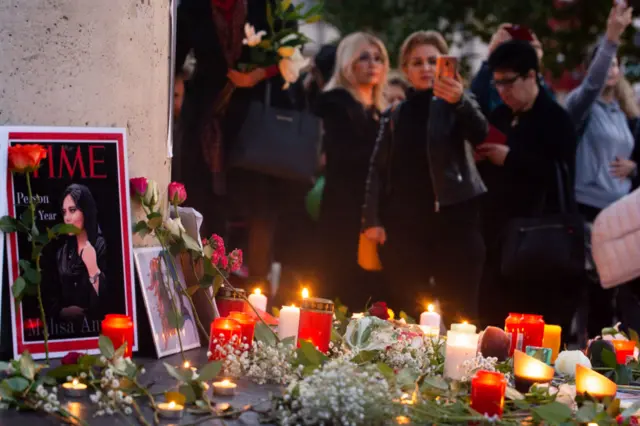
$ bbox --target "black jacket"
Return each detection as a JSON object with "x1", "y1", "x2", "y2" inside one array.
[{"x1": 362, "y1": 91, "x2": 488, "y2": 228}]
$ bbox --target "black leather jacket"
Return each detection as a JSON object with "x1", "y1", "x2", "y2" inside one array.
[{"x1": 362, "y1": 92, "x2": 488, "y2": 228}]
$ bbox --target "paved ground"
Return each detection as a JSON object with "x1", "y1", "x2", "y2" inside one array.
[{"x1": 1, "y1": 348, "x2": 280, "y2": 425}]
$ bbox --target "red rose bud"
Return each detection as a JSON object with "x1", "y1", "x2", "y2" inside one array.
[
  {"x1": 209, "y1": 234, "x2": 226, "y2": 256},
  {"x1": 229, "y1": 249, "x2": 243, "y2": 272},
  {"x1": 168, "y1": 182, "x2": 187, "y2": 205},
  {"x1": 129, "y1": 177, "x2": 148, "y2": 197},
  {"x1": 8, "y1": 144, "x2": 47, "y2": 173},
  {"x1": 368, "y1": 301, "x2": 390, "y2": 320},
  {"x1": 61, "y1": 351, "x2": 83, "y2": 365},
  {"x1": 218, "y1": 255, "x2": 229, "y2": 270}
]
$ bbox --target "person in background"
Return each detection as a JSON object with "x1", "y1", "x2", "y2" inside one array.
[
  {"x1": 314, "y1": 32, "x2": 389, "y2": 311},
  {"x1": 384, "y1": 70, "x2": 410, "y2": 106},
  {"x1": 471, "y1": 23, "x2": 553, "y2": 118},
  {"x1": 564, "y1": 3, "x2": 633, "y2": 344},
  {"x1": 362, "y1": 31, "x2": 488, "y2": 321},
  {"x1": 477, "y1": 40, "x2": 578, "y2": 333},
  {"x1": 301, "y1": 44, "x2": 338, "y2": 106},
  {"x1": 615, "y1": 77, "x2": 640, "y2": 190}
]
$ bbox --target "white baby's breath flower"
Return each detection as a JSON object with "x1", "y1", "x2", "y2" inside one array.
[
  {"x1": 80, "y1": 372, "x2": 87, "y2": 379},
  {"x1": 100, "y1": 356, "x2": 107, "y2": 364},
  {"x1": 124, "y1": 396, "x2": 133, "y2": 405},
  {"x1": 124, "y1": 406, "x2": 133, "y2": 415},
  {"x1": 111, "y1": 379, "x2": 120, "y2": 389}
]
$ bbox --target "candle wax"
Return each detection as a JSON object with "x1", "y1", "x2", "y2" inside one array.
[
  {"x1": 278, "y1": 305, "x2": 301, "y2": 340},
  {"x1": 248, "y1": 291, "x2": 268, "y2": 312},
  {"x1": 542, "y1": 324, "x2": 562, "y2": 363},
  {"x1": 451, "y1": 323, "x2": 477, "y2": 334},
  {"x1": 444, "y1": 330, "x2": 479, "y2": 380},
  {"x1": 419, "y1": 307, "x2": 441, "y2": 329}
]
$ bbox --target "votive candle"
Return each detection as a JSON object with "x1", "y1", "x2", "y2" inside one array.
[
  {"x1": 513, "y1": 350, "x2": 555, "y2": 393},
  {"x1": 451, "y1": 322, "x2": 477, "y2": 334},
  {"x1": 216, "y1": 287, "x2": 247, "y2": 318},
  {"x1": 471, "y1": 370, "x2": 506, "y2": 418},
  {"x1": 575, "y1": 364, "x2": 617, "y2": 399},
  {"x1": 278, "y1": 305, "x2": 301, "y2": 340},
  {"x1": 419, "y1": 304, "x2": 441, "y2": 329},
  {"x1": 444, "y1": 330, "x2": 479, "y2": 380},
  {"x1": 228, "y1": 311, "x2": 256, "y2": 349},
  {"x1": 542, "y1": 324, "x2": 562, "y2": 363},
  {"x1": 248, "y1": 288, "x2": 268, "y2": 312},
  {"x1": 157, "y1": 401, "x2": 184, "y2": 420},
  {"x1": 612, "y1": 340, "x2": 636, "y2": 365},
  {"x1": 101, "y1": 314, "x2": 134, "y2": 358},
  {"x1": 208, "y1": 317, "x2": 242, "y2": 360},
  {"x1": 297, "y1": 297, "x2": 334, "y2": 353}
]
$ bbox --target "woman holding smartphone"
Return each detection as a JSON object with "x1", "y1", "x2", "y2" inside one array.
[{"x1": 362, "y1": 31, "x2": 488, "y2": 321}]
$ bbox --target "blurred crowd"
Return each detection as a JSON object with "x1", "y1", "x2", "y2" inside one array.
[{"x1": 173, "y1": 0, "x2": 640, "y2": 347}]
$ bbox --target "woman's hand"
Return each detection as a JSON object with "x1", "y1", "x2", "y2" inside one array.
[
  {"x1": 364, "y1": 227, "x2": 387, "y2": 245},
  {"x1": 476, "y1": 143, "x2": 510, "y2": 166},
  {"x1": 488, "y1": 24, "x2": 512, "y2": 54},
  {"x1": 227, "y1": 68, "x2": 266, "y2": 88},
  {"x1": 611, "y1": 157, "x2": 637, "y2": 179},
  {"x1": 433, "y1": 75, "x2": 464, "y2": 105},
  {"x1": 606, "y1": 2, "x2": 633, "y2": 44},
  {"x1": 81, "y1": 242, "x2": 100, "y2": 276},
  {"x1": 60, "y1": 306, "x2": 85, "y2": 319}
]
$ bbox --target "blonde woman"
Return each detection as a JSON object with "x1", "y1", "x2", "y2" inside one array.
[
  {"x1": 314, "y1": 32, "x2": 389, "y2": 310},
  {"x1": 362, "y1": 31, "x2": 488, "y2": 320}
]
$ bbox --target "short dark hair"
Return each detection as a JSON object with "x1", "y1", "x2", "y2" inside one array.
[
  {"x1": 488, "y1": 40, "x2": 539, "y2": 76},
  {"x1": 315, "y1": 44, "x2": 337, "y2": 83}
]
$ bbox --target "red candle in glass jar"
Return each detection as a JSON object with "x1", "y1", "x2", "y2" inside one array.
[
  {"x1": 297, "y1": 297, "x2": 334, "y2": 353},
  {"x1": 101, "y1": 314, "x2": 134, "y2": 358},
  {"x1": 505, "y1": 313, "x2": 523, "y2": 356},
  {"x1": 471, "y1": 370, "x2": 506, "y2": 418},
  {"x1": 612, "y1": 340, "x2": 636, "y2": 364},
  {"x1": 208, "y1": 317, "x2": 242, "y2": 360},
  {"x1": 216, "y1": 288, "x2": 247, "y2": 318},
  {"x1": 228, "y1": 311, "x2": 256, "y2": 350},
  {"x1": 520, "y1": 314, "x2": 545, "y2": 350}
]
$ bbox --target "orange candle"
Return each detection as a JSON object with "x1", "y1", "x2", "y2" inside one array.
[
  {"x1": 542, "y1": 325, "x2": 562, "y2": 363},
  {"x1": 612, "y1": 340, "x2": 636, "y2": 365},
  {"x1": 101, "y1": 314, "x2": 134, "y2": 358},
  {"x1": 228, "y1": 311, "x2": 256, "y2": 349},
  {"x1": 209, "y1": 318, "x2": 242, "y2": 361}
]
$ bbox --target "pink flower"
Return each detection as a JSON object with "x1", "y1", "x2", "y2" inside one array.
[
  {"x1": 229, "y1": 249, "x2": 243, "y2": 272},
  {"x1": 61, "y1": 352, "x2": 83, "y2": 365},
  {"x1": 368, "y1": 301, "x2": 390, "y2": 320},
  {"x1": 218, "y1": 255, "x2": 229, "y2": 270},
  {"x1": 208, "y1": 234, "x2": 226, "y2": 257},
  {"x1": 129, "y1": 177, "x2": 148, "y2": 197},
  {"x1": 168, "y1": 182, "x2": 187, "y2": 205}
]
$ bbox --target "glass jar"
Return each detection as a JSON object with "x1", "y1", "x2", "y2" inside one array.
[
  {"x1": 504, "y1": 313, "x2": 523, "y2": 356},
  {"x1": 208, "y1": 317, "x2": 242, "y2": 361},
  {"x1": 297, "y1": 297, "x2": 334, "y2": 353},
  {"x1": 520, "y1": 314, "x2": 545, "y2": 350},
  {"x1": 215, "y1": 287, "x2": 246, "y2": 318}
]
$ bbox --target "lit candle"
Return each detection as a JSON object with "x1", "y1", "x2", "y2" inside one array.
[
  {"x1": 297, "y1": 297, "x2": 334, "y2": 353},
  {"x1": 451, "y1": 321, "x2": 477, "y2": 334},
  {"x1": 419, "y1": 325, "x2": 440, "y2": 337},
  {"x1": 101, "y1": 314, "x2": 134, "y2": 358},
  {"x1": 229, "y1": 311, "x2": 257, "y2": 349},
  {"x1": 612, "y1": 340, "x2": 636, "y2": 365},
  {"x1": 216, "y1": 287, "x2": 247, "y2": 318},
  {"x1": 62, "y1": 378, "x2": 87, "y2": 397},
  {"x1": 301, "y1": 287, "x2": 310, "y2": 300},
  {"x1": 471, "y1": 370, "x2": 506, "y2": 418},
  {"x1": 395, "y1": 416, "x2": 411, "y2": 424},
  {"x1": 576, "y1": 364, "x2": 617, "y2": 399},
  {"x1": 419, "y1": 304, "x2": 441, "y2": 329},
  {"x1": 513, "y1": 350, "x2": 555, "y2": 393},
  {"x1": 213, "y1": 379, "x2": 237, "y2": 396},
  {"x1": 444, "y1": 330, "x2": 479, "y2": 380},
  {"x1": 157, "y1": 401, "x2": 185, "y2": 420},
  {"x1": 278, "y1": 305, "x2": 301, "y2": 340},
  {"x1": 208, "y1": 317, "x2": 242, "y2": 360},
  {"x1": 182, "y1": 360, "x2": 191, "y2": 369},
  {"x1": 505, "y1": 313, "x2": 524, "y2": 356},
  {"x1": 520, "y1": 314, "x2": 545, "y2": 350},
  {"x1": 248, "y1": 288, "x2": 268, "y2": 312},
  {"x1": 542, "y1": 324, "x2": 562, "y2": 364}
]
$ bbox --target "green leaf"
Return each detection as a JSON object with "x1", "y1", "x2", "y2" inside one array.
[
  {"x1": 18, "y1": 352, "x2": 35, "y2": 380},
  {"x1": 167, "y1": 310, "x2": 185, "y2": 330},
  {"x1": 186, "y1": 285, "x2": 200, "y2": 297},
  {"x1": 258, "y1": 39, "x2": 273, "y2": 49},
  {"x1": 281, "y1": 336, "x2": 296, "y2": 348},
  {"x1": 399, "y1": 311, "x2": 416, "y2": 324},
  {"x1": 132, "y1": 220, "x2": 148, "y2": 234},
  {"x1": 602, "y1": 348, "x2": 617, "y2": 369},
  {"x1": 19, "y1": 260, "x2": 40, "y2": 285},
  {"x1": 51, "y1": 223, "x2": 80, "y2": 236},
  {"x1": 272, "y1": 306, "x2": 281, "y2": 318},
  {"x1": 351, "y1": 350, "x2": 378, "y2": 364},
  {"x1": 2, "y1": 377, "x2": 29, "y2": 394},
  {"x1": 281, "y1": 0, "x2": 292, "y2": 11},
  {"x1": 532, "y1": 402, "x2": 572, "y2": 424},
  {"x1": 164, "y1": 363, "x2": 190, "y2": 383},
  {"x1": 78, "y1": 355, "x2": 99, "y2": 368},
  {"x1": 376, "y1": 362, "x2": 394, "y2": 380},
  {"x1": 99, "y1": 335, "x2": 115, "y2": 359},
  {"x1": 266, "y1": 1, "x2": 274, "y2": 30},
  {"x1": 147, "y1": 212, "x2": 162, "y2": 229},
  {"x1": 213, "y1": 275, "x2": 224, "y2": 295},
  {"x1": 421, "y1": 376, "x2": 449, "y2": 391},
  {"x1": 46, "y1": 364, "x2": 83, "y2": 380},
  {"x1": 615, "y1": 364, "x2": 632, "y2": 385},
  {"x1": 254, "y1": 322, "x2": 277, "y2": 346},
  {"x1": 20, "y1": 208, "x2": 34, "y2": 228},
  {"x1": 182, "y1": 233, "x2": 201, "y2": 253},
  {"x1": 11, "y1": 277, "x2": 27, "y2": 302},
  {"x1": 41, "y1": 376, "x2": 57, "y2": 386},
  {"x1": 0, "y1": 216, "x2": 20, "y2": 233},
  {"x1": 114, "y1": 342, "x2": 127, "y2": 361},
  {"x1": 0, "y1": 362, "x2": 11, "y2": 371},
  {"x1": 630, "y1": 329, "x2": 640, "y2": 347},
  {"x1": 197, "y1": 361, "x2": 222, "y2": 382},
  {"x1": 298, "y1": 339, "x2": 328, "y2": 367},
  {"x1": 179, "y1": 384, "x2": 197, "y2": 404},
  {"x1": 575, "y1": 401, "x2": 597, "y2": 422},
  {"x1": 330, "y1": 327, "x2": 342, "y2": 343},
  {"x1": 305, "y1": 14, "x2": 322, "y2": 23}
]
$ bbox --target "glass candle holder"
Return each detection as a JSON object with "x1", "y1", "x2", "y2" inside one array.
[
  {"x1": 612, "y1": 340, "x2": 636, "y2": 365},
  {"x1": 101, "y1": 314, "x2": 134, "y2": 358},
  {"x1": 216, "y1": 288, "x2": 247, "y2": 318},
  {"x1": 297, "y1": 297, "x2": 334, "y2": 353},
  {"x1": 504, "y1": 313, "x2": 523, "y2": 356},
  {"x1": 525, "y1": 346, "x2": 553, "y2": 365},
  {"x1": 209, "y1": 317, "x2": 242, "y2": 361},
  {"x1": 471, "y1": 370, "x2": 507, "y2": 418},
  {"x1": 228, "y1": 311, "x2": 256, "y2": 350},
  {"x1": 520, "y1": 314, "x2": 545, "y2": 350}
]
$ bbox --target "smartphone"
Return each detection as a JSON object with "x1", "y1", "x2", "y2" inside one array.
[
  {"x1": 505, "y1": 25, "x2": 534, "y2": 42},
  {"x1": 435, "y1": 56, "x2": 457, "y2": 80}
]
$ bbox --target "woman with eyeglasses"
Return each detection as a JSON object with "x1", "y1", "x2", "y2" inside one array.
[
  {"x1": 362, "y1": 31, "x2": 488, "y2": 321},
  {"x1": 314, "y1": 32, "x2": 389, "y2": 311}
]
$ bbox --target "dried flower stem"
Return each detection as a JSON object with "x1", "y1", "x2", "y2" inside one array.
[
  {"x1": 134, "y1": 378, "x2": 160, "y2": 426},
  {"x1": 130, "y1": 399, "x2": 152, "y2": 426}
]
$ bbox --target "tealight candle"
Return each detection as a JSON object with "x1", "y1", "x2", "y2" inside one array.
[
  {"x1": 612, "y1": 340, "x2": 636, "y2": 365},
  {"x1": 62, "y1": 378, "x2": 87, "y2": 397},
  {"x1": 471, "y1": 370, "x2": 506, "y2": 418},
  {"x1": 451, "y1": 321, "x2": 477, "y2": 334},
  {"x1": 576, "y1": 364, "x2": 617, "y2": 399},
  {"x1": 542, "y1": 324, "x2": 562, "y2": 363},
  {"x1": 157, "y1": 401, "x2": 185, "y2": 420},
  {"x1": 213, "y1": 379, "x2": 237, "y2": 396},
  {"x1": 229, "y1": 311, "x2": 256, "y2": 349},
  {"x1": 248, "y1": 288, "x2": 268, "y2": 312},
  {"x1": 419, "y1": 304, "x2": 441, "y2": 330},
  {"x1": 444, "y1": 330, "x2": 479, "y2": 380},
  {"x1": 101, "y1": 314, "x2": 134, "y2": 358},
  {"x1": 513, "y1": 350, "x2": 555, "y2": 393},
  {"x1": 278, "y1": 305, "x2": 301, "y2": 340}
]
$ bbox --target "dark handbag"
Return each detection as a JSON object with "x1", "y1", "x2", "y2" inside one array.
[
  {"x1": 229, "y1": 82, "x2": 321, "y2": 181},
  {"x1": 501, "y1": 162, "x2": 585, "y2": 281}
]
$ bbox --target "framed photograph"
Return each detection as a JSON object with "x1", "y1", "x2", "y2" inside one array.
[
  {"x1": 3, "y1": 127, "x2": 136, "y2": 360},
  {"x1": 0, "y1": 134, "x2": 8, "y2": 331},
  {"x1": 134, "y1": 247, "x2": 200, "y2": 358}
]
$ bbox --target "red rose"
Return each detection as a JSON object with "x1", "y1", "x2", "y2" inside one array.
[
  {"x1": 368, "y1": 301, "x2": 390, "y2": 320},
  {"x1": 129, "y1": 177, "x2": 148, "y2": 197},
  {"x1": 61, "y1": 352, "x2": 83, "y2": 365},
  {"x1": 228, "y1": 249, "x2": 243, "y2": 272},
  {"x1": 8, "y1": 144, "x2": 47, "y2": 173},
  {"x1": 168, "y1": 182, "x2": 187, "y2": 205}
]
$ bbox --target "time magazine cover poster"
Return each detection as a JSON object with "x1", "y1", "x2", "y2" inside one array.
[{"x1": 3, "y1": 127, "x2": 136, "y2": 359}]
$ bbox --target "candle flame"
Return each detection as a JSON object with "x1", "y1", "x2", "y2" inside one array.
[
  {"x1": 168, "y1": 401, "x2": 176, "y2": 409},
  {"x1": 254, "y1": 288, "x2": 262, "y2": 295},
  {"x1": 221, "y1": 379, "x2": 231, "y2": 386},
  {"x1": 427, "y1": 304, "x2": 434, "y2": 313},
  {"x1": 72, "y1": 378, "x2": 79, "y2": 386},
  {"x1": 183, "y1": 361, "x2": 190, "y2": 369},
  {"x1": 462, "y1": 320, "x2": 468, "y2": 325},
  {"x1": 301, "y1": 288, "x2": 309, "y2": 299}
]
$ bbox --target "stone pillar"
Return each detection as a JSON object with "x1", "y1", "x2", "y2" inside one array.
[{"x1": 0, "y1": 0, "x2": 171, "y2": 245}]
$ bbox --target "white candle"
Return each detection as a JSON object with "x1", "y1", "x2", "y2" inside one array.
[
  {"x1": 248, "y1": 288, "x2": 267, "y2": 312},
  {"x1": 278, "y1": 305, "x2": 300, "y2": 340},
  {"x1": 213, "y1": 379, "x2": 237, "y2": 396},
  {"x1": 419, "y1": 304, "x2": 441, "y2": 329},
  {"x1": 419, "y1": 325, "x2": 439, "y2": 337},
  {"x1": 157, "y1": 401, "x2": 185, "y2": 419},
  {"x1": 444, "y1": 330, "x2": 479, "y2": 380},
  {"x1": 451, "y1": 322, "x2": 476, "y2": 334}
]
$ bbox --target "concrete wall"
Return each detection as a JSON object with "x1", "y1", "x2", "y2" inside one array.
[{"x1": 0, "y1": 0, "x2": 171, "y2": 246}]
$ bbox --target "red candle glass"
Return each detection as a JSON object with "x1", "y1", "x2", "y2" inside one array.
[
  {"x1": 228, "y1": 311, "x2": 256, "y2": 350},
  {"x1": 505, "y1": 313, "x2": 523, "y2": 356},
  {"x1": 471, "y1": 370, "x2": 507, "y2": 418},
  {"x1": 208, "y1": 317, "x2": 242, "y2": 360},
  {"x1": 216, "y1": 288, "x2": 247, "y2": 318},
  {"x1": 297, "y1": 297, "x2": 334, "y2": 353},
  {"x1": 101, "y1": 314, "x2": 134, "y2": 358},
  {"x1": 612, "y1": 340, "x2": 636, "y2": 364},
  {"x1": 520, "y1": 314, "x2": 545, "y2": 350}
]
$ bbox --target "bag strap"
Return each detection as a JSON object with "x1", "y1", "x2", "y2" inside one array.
[{"x1": 263, "y1": 81, "x2": 272, "y2": 107}]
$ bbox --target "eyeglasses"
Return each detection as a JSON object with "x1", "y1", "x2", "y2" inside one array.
[
  {"x1": 491, "y1": 74, "x2": 524, "y2": 89},
  {"x1": 358, "y1": 52, "x2": 383, "y2": 64}
]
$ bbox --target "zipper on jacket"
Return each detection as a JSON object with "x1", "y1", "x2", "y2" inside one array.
[{"x1": 426, "y1": 101, "x2": 440, "y2": 213}]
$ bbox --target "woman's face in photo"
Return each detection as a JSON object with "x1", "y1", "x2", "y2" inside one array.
[
  {"x1": 352, "y1": 43, "x2": 384, "y2": 87},
  {"x1": 404, "y1": 44, "x2": 441, "y2": 90},
  {"x1": 62, "y1": 195, "x2": 85, "y2": 234}
]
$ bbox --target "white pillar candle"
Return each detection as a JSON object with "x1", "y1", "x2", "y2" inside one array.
[
  {"x1": 451, "y1": 322, "x2": 477, "y2": 334},
  {"x1": 444, "y1": 330, "x2": 479, "y2": 380},
  {"x1": 278, "y1": 305, "x2": 300, "y2": 340},
  {"x1": 248, "y1": 288, "x2": 268, "y2": 312},
  {"x1": 419, "y1": 304, "x2": 441, "y2": 329}
]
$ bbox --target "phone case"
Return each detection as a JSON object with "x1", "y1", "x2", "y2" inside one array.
[{"x1": 435, "y1": 56, "x2": 457, "y2": 80}]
